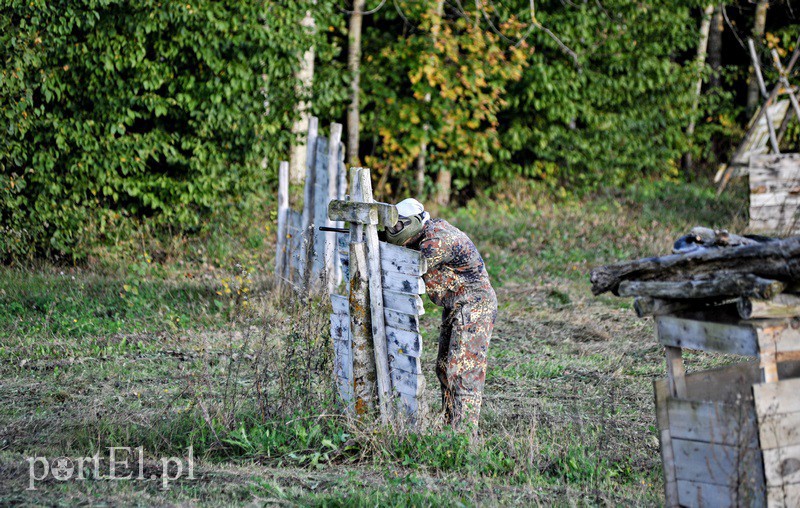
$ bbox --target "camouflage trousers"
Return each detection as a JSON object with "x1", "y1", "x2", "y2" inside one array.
[{"x1": 436, "y1": 290, "x2": 498, "y2": 430}]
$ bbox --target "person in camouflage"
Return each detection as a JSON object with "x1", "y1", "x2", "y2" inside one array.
[{"x1": 385, "y1": 199, "x2": 498, "y2": 430}]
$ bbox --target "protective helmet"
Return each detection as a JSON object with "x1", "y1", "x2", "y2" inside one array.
[
  {"x1": 385, "y1": 214, "x2": 425, "y2": 246},
  {"x1": 386, "y1": 198, "x2": 428, "y2": 246}
]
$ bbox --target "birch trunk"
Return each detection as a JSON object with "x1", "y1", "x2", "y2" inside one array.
[
  {"x1": 708, "y1": 4, "x2": 723, "y2": 90},
  {"x1": 347, "y1": 0, "x2": 366, "y2": 168},
  {"x1": 746, "y1": 0, "x2": 769, "y2": 117},
  {"x1": 289, "y1": 11, "x2": 316, "y2": 184},
  {"x1": 415, "y1": 0, "x2": 445, "y2": 199},
  {"x1": 683, "y1": 4, "x2": 715, "y2": 173}
]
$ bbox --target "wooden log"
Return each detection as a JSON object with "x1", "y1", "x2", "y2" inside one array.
[
  {"x1": 738, "y1": 294, "x2": 800, "y2": 319},
  {"x1": 619, "y1": 275, "x2": 785, "y2": 300},
  {"x1": 328, "y1": 200, "x2": 398, "y2": 228},
  {"x1": 349, "y1": 241, "x2": 375, "y2": 416},
  {"x1": 634, "y1": 297, "x2": 723, "y2": 318},
  {"x1": 276, "y1": 161, "x2": 290, "y2": 287},
  {"x1": 590, "y1": 236, "x2": 800, "y2": 296},
  {"x1": 358, "y1": 168, "x2": 393, "y2": 423}
]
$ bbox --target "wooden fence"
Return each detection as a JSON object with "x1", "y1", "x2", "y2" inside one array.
[
  {"x1": 328, "y1": 168, "x2": 428, "y2": 423},
  {"x1": 275, "y1": 117, "x2": 346, "y2": 293}
]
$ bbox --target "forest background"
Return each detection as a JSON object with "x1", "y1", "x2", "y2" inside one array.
[{"x1": 2, "y1": 0, "x2": 799, "y2": 262}]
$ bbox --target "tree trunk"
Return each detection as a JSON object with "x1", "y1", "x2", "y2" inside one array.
[
  {"x1": 708, "y1": 3, "x2": 723, "y2": 90},
  {"x1": 683, "y1": 4, "x2": 715, "y2": 173},
  {"x1": 289, "y1": 11, "x2": 316, "y2": 184},
  {"x1": 435, "y1": 169, "x2": 451, "y2": 207},
  {"x1": 347, "y1": 0, "x2": 366, "y2": 168},
  {"x1": 746, "y1": 0, "x2": 769, "y2": 117},
  {"x1": 415, "y1": 0, "x2": 445, "y2": 199}
]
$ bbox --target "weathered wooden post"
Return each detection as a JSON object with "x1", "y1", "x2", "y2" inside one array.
[
  {"x1": 275, "y1": 161, "x2": 290, "y2": 289},
  {"x1": 328, "y1": 168, "x2": 397, "y2": 422}
]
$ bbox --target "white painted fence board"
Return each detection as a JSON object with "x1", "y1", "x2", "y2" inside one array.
[
  {"x1": 667, "y1": 398, "x2": 759, "y2": 448},
  {"x1": 380, "y1": 242, "x2": 428, "y2": 276},
  {"x1": 388, "y1": 350, "x2": 423, "y2": 375},
  {"x1": 656, "y1": 315, "x2": 759, "y2": 356},
  {"x1": 331, "y1": 294, "x2": 348, "y2": 316},
  {"x1": 327, "y1": 124, "x2": 343, "y2": 293},
  {"x1": 384, "y1": 308, "x2": 420, "y2": 333},
  {"x1": 299, "y1": 117, "x2": 319, "y2": 284},
  {"x1": 385, "y1": 325, "x2": 422, "y2": 357},
  {"x1": 763, "y1": 444, "x2": 800, "y2": 487},
  {"x1": 330, "y1": 313, "x2": 349, "y2": 340},
  {"x1": 672, "y1": 438, "x2": 764, "y2": 488},
  {"x1": 767, "y1": 483, "x2": 800, "y2": 508},
  {"x1": 311, "y1": 137, "x2": 331, "y2": 286},
  {"x1": 754, "y1": 377, "x2": 800, "y2": 416},
  {"x1": 390, "y1": 368, "x2": 425, "y2": 397},
  {"x1": 383, "y1": 290, "x2": 425, "y2": 315},
  {"x1": 677, "y1": 479, "x2": 765, "y2": 508},
  {"x1": 396, "y1": 392, "x2": 420, "y2": 418},
  {"x1": 382, "y1": 271, "x2": 426, "y2": 295}
]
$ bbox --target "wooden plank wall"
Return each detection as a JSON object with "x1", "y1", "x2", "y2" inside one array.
[
  {"x1": 330, "y1": 236, "x2": 428, "y2": 419},
  {"x1": 754, "y1": 377, "x2": 800, "y2": 507},
  {"x1": 749, "y1": 153, "x2": 800, "y2": 235},
  {"x1": 655, "y1": 362, "x2": 767, "y2": 507},
  {"x1": 276, "y1": 117, "x2": 346, "y2": 293}
]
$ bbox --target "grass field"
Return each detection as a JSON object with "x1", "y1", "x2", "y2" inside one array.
[{"x1": 0, "y1": 180, "x2": 750, "y2": 506}]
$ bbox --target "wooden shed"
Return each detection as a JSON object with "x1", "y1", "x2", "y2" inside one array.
[{"x1": 750, "y1": 154, "x2": 800, "y2": 235}]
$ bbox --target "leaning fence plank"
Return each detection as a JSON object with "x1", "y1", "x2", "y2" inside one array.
[
  {"x1": 299, "y1": 117, "x2": 319, "y2": 286},
  {"x1": 358, "y1": 168, "x2": 393, "y2": 423},
  {"x1": 276, "y1": 161, "x2": 290, "y2": 287},
  {"x1": 326, "y1": 123, "x2": 343, "y2": 294},
  {"x1": 349, "y1": 241, "x2": 375, "y2": 416}
]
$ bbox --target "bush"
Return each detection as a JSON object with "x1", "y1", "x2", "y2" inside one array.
[{"x1": 0, "y1": 0, "x2": 343, "y2": 262}]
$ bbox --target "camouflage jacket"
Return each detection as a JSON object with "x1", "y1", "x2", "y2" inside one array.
[{"x1": 412, "y1": 218, "x2": 495, "y2": 309}]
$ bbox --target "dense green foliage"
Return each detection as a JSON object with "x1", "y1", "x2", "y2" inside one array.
[
  {"x1": 1, "y1": 0, "x2": 342, "y2": 260},
  {"x1": 0, "y1": 0, "x2": 798, "y2": 260}
]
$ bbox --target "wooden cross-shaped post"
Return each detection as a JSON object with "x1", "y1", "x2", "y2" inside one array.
[{"x1": 328, "y1": 168, "x2": 398, "y2": 423}]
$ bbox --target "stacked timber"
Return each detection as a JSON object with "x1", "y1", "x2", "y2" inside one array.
[
  {"x1": 592, "y1": 227, "x2": 800, "y2": 507},
  {"x1": 590, "y1": 227, "x2": 800, "y2": 320}
]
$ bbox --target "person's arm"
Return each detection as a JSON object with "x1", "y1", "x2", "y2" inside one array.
[{"x1": 419, "y1": 235, "x2": 453, "y2": 269}]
